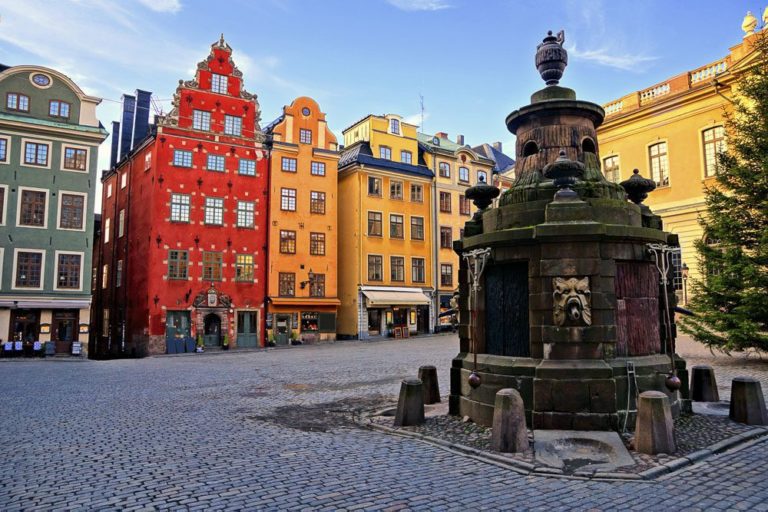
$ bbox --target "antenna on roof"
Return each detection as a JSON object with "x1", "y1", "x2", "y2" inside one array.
[{"x1": 419, "y1": 93, "x2": 425, "y2": 132}]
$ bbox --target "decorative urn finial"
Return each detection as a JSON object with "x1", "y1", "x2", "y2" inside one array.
[
  {"x1": 465, "y1": 174, "x2": 500, "y2": 211},
  {"x1": 543, "y1": 149, "x2": 584, "y2": 200},
  {"x1": 535, "y1": 30, "x2": 568, "y2": 86},
  {"x1": 620, "y1": 169, "x2": 656, "y2": 205},
  {"x1": 742, "y1": 11, "x2": 758, "y2": 35}
]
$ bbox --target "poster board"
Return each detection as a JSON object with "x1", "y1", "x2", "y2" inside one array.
[
  {"x1": 394, "y1": 327, "x2": 403, "y2": 339},
  {"x1": 402, "y1": 329, "x2": 410, "y2": 338}
]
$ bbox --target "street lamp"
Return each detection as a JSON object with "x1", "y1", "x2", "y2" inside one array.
[{"x1": 682, "y1": 262, "x2": 689, "y2": 305}]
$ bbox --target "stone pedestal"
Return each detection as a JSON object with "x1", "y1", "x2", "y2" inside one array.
[
  {"x1": 394, "y1": 379, "x2": 425, "y2": 427},
  {"x1": 635, "y1": 391, "x2": 675, "y2": 455},
  {"x1": 729, "y1": 377, "x2": 768, "y2": 425},
  {"x1": 418, "y1": 365, "x2": 440, "y2": 405},
  {"x1": 691, "y1": 365, "x2": 719, "y2": 402},
  {"x1": 491, "y1": 389, "x2": 529, "y2": 453}
]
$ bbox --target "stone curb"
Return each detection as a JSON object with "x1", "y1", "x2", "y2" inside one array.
[{"x1": 361, "y1": 415, "x2": 768, "y2": 482}]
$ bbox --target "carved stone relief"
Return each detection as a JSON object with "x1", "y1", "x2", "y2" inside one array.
[{"x1": 552, "y1": 277, "x2": 592, "y2": 326}]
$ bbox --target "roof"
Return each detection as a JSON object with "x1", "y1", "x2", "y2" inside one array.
[
  {"x1": 417, "y1": 132, "x2": 465, "y2": 152},
  {"x1": 473, "y1": 143, "x2": 515, "y2": 174},
  {"x1": 263, "y1": 112, "x2": 284, "y2": 134},
  {"x1": 339, "y1": 141, "x2": 434, "y2": 178},
  {"x1": 0, "y1": 111, "x2": 108, "y2": 136}
]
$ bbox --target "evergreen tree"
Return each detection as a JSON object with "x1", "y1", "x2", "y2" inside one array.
[{"x1": 680, "y1": 30, "x2": 768, "y2": 353}]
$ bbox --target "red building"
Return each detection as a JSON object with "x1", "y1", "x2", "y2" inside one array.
[{"x1": 91, "y1": 36, "x2": 268, "y2": 357}]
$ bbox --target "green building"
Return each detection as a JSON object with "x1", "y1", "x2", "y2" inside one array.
[{"x1": 0, "y1": 65, "x2": 107, "y2": 355}]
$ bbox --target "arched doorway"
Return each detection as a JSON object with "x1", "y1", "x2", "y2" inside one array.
[{"x1": 203, "y1": 313, "x2": 221, "y2": 347}]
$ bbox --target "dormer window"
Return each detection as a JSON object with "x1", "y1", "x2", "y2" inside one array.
[
  {"x1": 7, "y1": 93, "x2": 29, "y2": 112},
  {"x1": 49, "y1": 100, "x2": 70, "y2": 119},
  {"x1": 390, "y1": 118, "x2": 400, "y2": 135},
  {"x1": 211, "y1": 74, "x2": 228, "y2": 94}
]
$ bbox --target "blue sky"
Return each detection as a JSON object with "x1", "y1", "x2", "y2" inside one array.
[{"x1": 0, "y1": 0, "x2": 760, "y2": 173}]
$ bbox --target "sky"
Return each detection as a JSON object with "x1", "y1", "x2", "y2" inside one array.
[{"x1": 0, "y1": 0, "x2": 761, "y2": 178}]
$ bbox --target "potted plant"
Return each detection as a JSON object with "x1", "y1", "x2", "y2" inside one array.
[
  {"x1": 195, "y1": 335, "x2": 204, "y2": 353},
  {"x1": 290, "y1": 331, "x2": 301, "y2": 346},
  {"x1": 267, "y1": 332, "x2": 276, "y2": 348},
  {"x1": 222, "y1": 335, "x2": 230, "y2": 350}
]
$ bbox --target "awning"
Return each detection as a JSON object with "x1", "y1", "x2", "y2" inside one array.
[
  {"x1": 0, "y1": 300, "x2": 91, "y2": 309},
  {"x1": 362, "y1": 289, "x2": 431, "y2": 307}
]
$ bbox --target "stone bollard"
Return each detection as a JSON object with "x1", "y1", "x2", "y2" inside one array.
[
  {"x1": 394, "y1": 379, "x2": 425, "y2": 427},
  {"x1": 418, "y1": 365, "x2": 441, "y2": 405},
  {"x1": 491, "y1": 388, "x2": 529, "y2": 453},
  {"x1": 729, "y1": 377, "x2": 768, "y2": 425},
  {"x1": 635, "y1": 391, "x2": 675, "y2": 455},
  {"x1": 691, "y1": 365, "x2": 719, "y2": 402}
]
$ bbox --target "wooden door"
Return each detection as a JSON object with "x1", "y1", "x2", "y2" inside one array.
[
  {"x1": 237, "y1": 311, "x2": 258, "y2": 348},
  {"x1": 275, "y1": 315, "x2": 290, "y2": 345},
  {"x1": 203, "y1": 314, "x2": 221, "y2": 347},
  {"x1": 52, "y1": 310, "x2": 78, "y2": 354},
  {"x1": 484, "y1": 263, "x2": 530, "y2": 357}
]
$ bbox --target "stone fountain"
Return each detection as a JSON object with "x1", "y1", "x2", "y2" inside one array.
[{"x1": 450, "y1": 30, "x2": 686, "y2": 430}]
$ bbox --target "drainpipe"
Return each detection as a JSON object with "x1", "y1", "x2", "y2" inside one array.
[
  {"x1": 358, "y1": 166, "x2": 364, "y2": 340},
  {"x1": 262, "y1": 134, "x2": 272, "y2": 348}
]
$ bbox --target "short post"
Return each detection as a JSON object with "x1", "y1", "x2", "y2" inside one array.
[
  {"x1": 418, "y1": 365, "x2": 440, "y2": 405},
  {"x1": 729, "y1": 377, "x2": 768, "y2": 425},
  {"x1": 394, "y1": 379, "x2": 425, "y2": 427},
  {"x1": 690, "y1": 365, "x2": 719, "y2": 402},
  {"x1": 491, "y1": 389, "x2": 528, "y2": 453},
  {"x1": 635, "y1": 391, "x2": 675, "y2": 455}
]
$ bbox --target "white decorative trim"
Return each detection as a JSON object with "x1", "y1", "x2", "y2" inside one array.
[
  {"x1": 0, "y1": 247, "x2": 4, "y2": 290},
  {"x1": 16, "y1": 186, "x2": 49, "y2": 229},
  {"x1": 56, "y1": 189, "x2": 87, "y2": 232},
  {"x1": 11, "y1": 248, "x2": 46, "y2": 291},
  {"x1": 0, "y1": 184, "x2": 7, "y2": 226},
  {"x1": 57, "y1": 143, "x2": 90, "y2": 173},
  {"x1": 53, "y1": 250, "x2": 84, "y2": 292},
  {"x1": 0, "y1": 135, "x2": 10, "y2": 165},
  {"x1": 28, "y1": 71, "x2": 53, "y2": 89},
  {"x1": 19, "y1": 137, "x2": 52, "y2": 170}
]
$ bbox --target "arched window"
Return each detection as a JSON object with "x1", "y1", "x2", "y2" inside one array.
[{"x1": 522, "y1": 140, "x2": 538, "y2": 157}]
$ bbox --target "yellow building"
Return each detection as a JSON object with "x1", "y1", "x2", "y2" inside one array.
[
  {"x1": 597, "y1": 19, "x2": 763, "y2": 302},
  {"x1": 265, "y1": 97, "x2": 340, "y2": 345},
  {"x1": 418, "y1": 132, "x2": 496, "y2": 328},
  {"x1": 337, "y1": 114, "x2": 434, "y2": 338}
]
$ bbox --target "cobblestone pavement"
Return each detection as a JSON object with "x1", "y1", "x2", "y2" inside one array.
[{"x1": 2, "y1": 334, "x2": 768, "y2": 511}]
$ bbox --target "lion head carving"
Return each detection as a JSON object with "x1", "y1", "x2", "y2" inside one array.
[{"x1": 552, "y1": 277, "x2": 592, "y2": 326}]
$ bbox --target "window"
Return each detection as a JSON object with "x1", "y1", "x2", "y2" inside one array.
[
  {"x1": 173, "y1": 150, "x2": 192, "y2": 168},
  {"x1": 235, "y1": 254, "x2": 254, "y2": 282},
  {"x1": 202, "y1": 252, "x2": 223, "y2": 281},
  {"x1": 411, "y1": 217, "x2": 424, "y2": 240},
  {"x1": 193, "y1": 110, "x2": 211, "y2": 131},
  {"x1": 603, "y1": 155, "x2": 620, "y2": 183},
  {"x1": 20, "y1": 190, "x2": 46, "y2": 227},
  {"x1": 440, "y1": 227, "x2": 452, "y2": 248},
  {"x1": 118, "y1": 209, "x2": 125, "y2": 237},
  {"x1": 670, "y1": 248, "x2": 683, "y2": 291},
  {"x1": 459, "y1": 166, "x2": 470, "y2": 183},
  {"x1": 310, "y1": 273, "x2": 325, "y2": 297},
  {"x1": 24, "y1": 142, "x2": 48, "y2": 166},
  {"x1": 279, "y1": 272, "x2": 295, "y2": 296},
  {"x1": 239, "y1": 159, "x2": 256, "y2": 176},
  {"x1": 410, "y1": 184, "x2": 423, "y2": 202},
  {"x1": 102, "y1": 264, "x2": 109, "y2": 289},
  {"x1": 310, "y1": 191, "x2": 326, "y2": 214},
  {"x1": 379, "y1": 146, "x2": 392, "y2": 160},
  {"x1": 7, "y1": 93, "x2": 29, "y2": 112},
  {"x1": 391, "y1": 256, "x2": 405, "y2": 282},
  {"x1": 107, "y1": 183, "x2": 112, "y2": 198},
  {"x1": 104, "y1": 218, "x2": 110, "y2": 244},
  {"x1": 311, "y1": 161, "x2": 325, "y2": 176},
  {"x1": 281, "y1": 157, "x2": 297, "y2": 172},
  {"x1": 368, "y1": 255, "x2": 383, "y2": 281},
  {"x1": 649, "y1": 142, "x2": 669, "y2": 187},
  {"x1": 390, "y1": 214, "x2": 404, "y2": 239},
  {"x1": 61, "y1": 147, "x2": 87, "y2": 171},
  {"x1": 439, "y1": 162, "x2": 451, "y2": 178},
  {"x1": 211, "y1": 73, "x2": 228, "y2": 94},
  {"x1": 299, "y1": 129, "x2": 312, "y2": 144},
  {"x1": 224, "y1": 115, "x2": 242, "y2": 136},
  {"x1": 368, "y1": 176, "x2": 381, "y2": 196},
  {"x1": 368, "y1": 211, "x2": 382, "y2": 236},
  {"x1": 478, "y1": 170, "x2": 488, "y2": 183},
  {"x1": 91, "y1": 267, "x2": 97, "y2": 291},
  {"x1": 703, "y1": 126, "x2": 726, "y2": 178},
  {"x1": 401, "y1": 150, "x2": 412, "y2": 164},
  {"x1": 412, "y1": 258, "x2": 425, "y2": 283},
  {"x1": 168, "y1": 250, "x2": 188, "y2": 280},
  {"x1": 49, "y1": 100, "x2": 70, "y2": 119},
  {"x1": 440, "y1": 264, "x2": 453, "y2": 287},
  {"x1": 204, "y1": 197, "x2": 224, "y2": 225},
  {"x1": 310, "y1": 232, "x2": 325, "y2": 256},
  {"x1": 170, "y1": 193, "x2": 191, "y2": 222},
  {"x1": 102, "y1": 309, "x2": 109, "y2": 336},
  {"x1": 390, "y1": 118, "x2": 400, "y2": 134},
  {"x1": 0, "y1": 138, "x2": 7, "y2": 162},
  {"x1": 459, "y1": 195, "x2": 471, "y2": 216},
  {"x1": 121, "y1": 172, "x2": 127, "y2": 189},
  {"x1": 390, "y1": 180, "x2": 403, "y2": 200},
  {"x1": 281, "y1": 188, "x2": 297, "y2": 211},
  {"x1": 0, "y1": 187, "x2": 5, "y2": 224},
  {"x1": 144, "y1": 152, "x2": 152, "y2": 171},
  {"x1": 439, "y1": 191, "x2": 452, "y2": 213},
  {"x1": 280, "y1": 230, "x2": 296, "y2": 254},
  {"x1": 115, "y1": 259, "x2": 123, "y2": 288},
  {"x1": 59, "y1": 193, "x2": 84, "y2": 230},
  {"x1": 16, "y1": 251, "x2": 43, "y2": 288},
  {"x1": 60, "y1": 254, "x2": 83, "y2": 290},
  {"x1": 236, "y1": 201, "x2": 255, "y2": 228},
  {"x1": 207, "y1": 154, "x2": 225, "y2": 172}
]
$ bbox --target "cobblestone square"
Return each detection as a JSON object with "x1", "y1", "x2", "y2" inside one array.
[{"x1": 1, "y1": 334, "x2": 767, "y2": 511}]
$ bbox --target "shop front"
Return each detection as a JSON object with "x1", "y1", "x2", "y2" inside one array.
[
  {"x1": 360, "y1": 286, "x2": 433, "y2": 339},
  {"x1": 267, "y1": 297, "x2": 340, "y2": 346},
  {"x1": 0, "y1": 299, "x2": 90, "y2": 356}
]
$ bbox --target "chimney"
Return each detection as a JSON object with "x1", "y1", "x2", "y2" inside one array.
[
  {"x1": 456, "y1": 134, "x2": 464, "y2": 145},
  {"x1": 132, "y1": 90, "x2": 152, "y2": 149},
  {"x1": 110, "y1": 121, "x2": 120, "y2": 169},
  {"x1": 435, "y1": 131, "x2": 448, "y2": 139},
  {"x1": 118, "y1": 94, "x2": 136, "y2": 160},
  {"x1": 492, "y1": 141, "x2": 502, "y2": 152}
]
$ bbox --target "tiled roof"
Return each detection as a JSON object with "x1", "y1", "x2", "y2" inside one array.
[
  {"x1": 473, "y1": 143, "x2": 515, "y2": 174},
  {"x1": 339, "y1": 141, "x2": 434, "y2": 178},
  {"x1": 417, "y1": 132, "x2": 465, "y2": 152},
  {"x1": 263, "y1": 112, "x2": 284, "y2": 134}
]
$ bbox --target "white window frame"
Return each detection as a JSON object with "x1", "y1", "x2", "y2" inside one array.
[
  {"x1": 107, "y1": 183, "x2": 113, "y2": 198},
  {"x1": 0, "y1": 184, "x2": 8, "y2": 226},
  {"x1": 11, "y1": 248, "x2": 46, "y2": 291},
  {"x1": 103, "y1": 217, "x2": 111, "y2": 244},
  {"x1": 236, "y1": 200, "x2": 255, "y2": 228},
  {"x1": 60, "y1": 143, "x2": 90, "y2": 173},
  {"x1": 120, "y1": 172, "x2": 127, "y2": 189},
  {"x1": 20, "y1": 138, "x2": 51, "y2": 169},
  {"x1": 0, "y1": 135, "x2": 10, "y2": 165},
  {"x1": 602, "y1": 154, "x2": 621, "y2": 183},
  {"x1": 53, "y1": 250, "x2": 84, "y2": 292},
  {"x1": 0, "y1": 247, "x2": 4, "y2": 290},
  {"x1": 16, "y1": 186, "x2": 49, "y2": 229},
  {"x1": 56, "y1": 190, "x2": 87, "y2": 232},
  {"x1": 118, "y1": 208, "x2": 125, "y2": 237},
  {"x1": 647, "y1": 140, "x2": 670, "y2": 188},
  {"x1": 699, "y1": 124, "x2": 726, "y2": 180},
  {"x1": 170, "y1": 193, "x2": 191, "y2": 223}
]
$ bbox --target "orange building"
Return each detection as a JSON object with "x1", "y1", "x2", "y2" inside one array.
[{"x1": 264, "y1": 97, "x2": 340, "y2": 345}]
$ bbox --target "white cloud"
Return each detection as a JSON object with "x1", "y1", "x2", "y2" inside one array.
[
  {"x1": 403, "y1": 111, "x2": 429, "y2": 128},
  {"x1": 567, "y1": 45, "x2": 657, "y2": 72},
  {"x1": 386, "y1": 0, "x2": 452, "y2": 12},
  {"x1": 137, "y1": 0, "x2": 182, "y2": 13}
]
